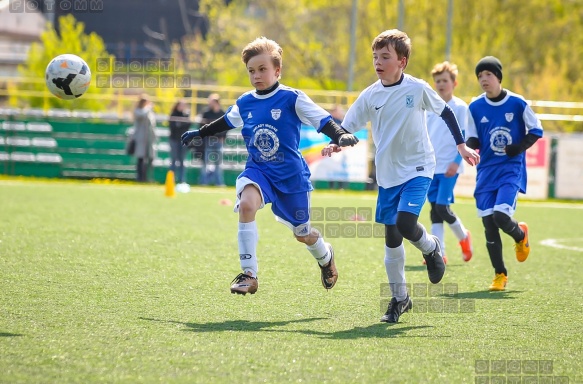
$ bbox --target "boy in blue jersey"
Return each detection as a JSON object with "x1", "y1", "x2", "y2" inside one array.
[
  {"x1": 181, "y1": 37, "x2": 358, "y2": 295},
  {"x1": 465, "y1": 56, "x2": 543, "y2": 291},
  {"x1": 425, "y1": 61, "x2": 474, "y2": 265},
  {"x1": 323, "y1": 30, "x2": 480, "y2": 323}
]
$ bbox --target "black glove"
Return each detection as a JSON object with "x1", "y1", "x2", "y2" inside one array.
[
  {"x1": 181, "y1": 130, "x2": 201, "y2": 146},
  {"x1": 338, "y1": 133, "x2": 359, "y2": 147}
]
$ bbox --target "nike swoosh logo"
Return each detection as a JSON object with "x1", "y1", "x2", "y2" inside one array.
[
  {"x1": 374, "y1": 105, "x2": 383, "y2": 110},
  {"x1": 407, "y1": 202, "x2": 419, "y2": 207}
]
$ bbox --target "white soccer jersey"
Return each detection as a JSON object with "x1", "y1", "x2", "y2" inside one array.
[
  {"x1": 341, "y1": 75, "x2": 447, "y2": 188},
  {"x1": 427, "y1": 96, "x2": 472, "y2": 174}
]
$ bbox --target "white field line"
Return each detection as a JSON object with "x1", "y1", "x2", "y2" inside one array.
[{"x1": 540, "y1": 239, "x2": 583, "y2": 252}]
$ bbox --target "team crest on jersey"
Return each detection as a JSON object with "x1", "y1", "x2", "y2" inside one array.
[
  {"x1": 406, "y1": 95, "x2": 414, "y2": 108},
  {"x1": 271, "y1": 109, "x2": 282, "y2": 120},
  {"x1": 505, "y1": 113, "x2": 514, "y2": 122},
  {"x1": 489, "y1": 127, "x2": 513, "y2": 156},
  {"x1": 253, "y1": 126, "x2": 280, "y2": 160}
]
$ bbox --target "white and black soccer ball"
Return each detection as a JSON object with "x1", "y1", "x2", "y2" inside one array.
[{"x1": 45, "y1": 54, "x2": 91, "y2": 100}]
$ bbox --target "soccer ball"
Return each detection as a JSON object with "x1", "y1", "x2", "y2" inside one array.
[{"x1": 45, "y1": 54, "x2": 91, "y2": 99}]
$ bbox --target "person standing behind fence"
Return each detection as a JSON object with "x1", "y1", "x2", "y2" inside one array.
[
  {"x1": 133, "y1": 95, "x2": 157, "y2": 182},
  {"x1": 200, "y1": 93, "x2": 226, "y2": 186},
  {"x1": 168, "y1": 100, "x2": 191, "y2": 189}
]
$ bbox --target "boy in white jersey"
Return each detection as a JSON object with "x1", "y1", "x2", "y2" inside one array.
[
  {"x1": 181, "y1": 37, "x2": 358, "y2": 295},
  {"x1": 465, "y1": 56, "x2": 543, "y2": 291},
  {"x1": 425, "y1": 61, "x2": 473, "y2": 265},
  {"x1": 323, "y1": 30, "x2": 480, "y2": 323}
]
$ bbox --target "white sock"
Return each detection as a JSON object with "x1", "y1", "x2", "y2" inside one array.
[
  {"x1": 431, "y1": 223, "x2": 445, "y2": 254},
  {"x1": 384, "y1": 244, "x2": 407, "y2": 301},
  {"x1": 448, "y1": 218, "x2": 468, "y2": 241},
  {"x1": 306, "y1": 237, "x2": 331, "y2": 266},
  {"x1": 238, "y1": 221, "x2": 258, "y2": 277},
  {"x1": 409, "y1": 224, "x2": 437, "y2": 255}
]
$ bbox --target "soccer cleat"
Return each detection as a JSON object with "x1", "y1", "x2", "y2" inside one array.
[
  {"x1": 230, "y1": 272, "x2": 258, "y2": 295},
  {"x1": 381, "y1": 296, "x2": 413, "y2": 323},
  {"x1": 319, "y1": 243, "x2": 338, "y2": 289},
  {"x1": 515, "y1": 222, "x2": 530, "y2": 262},
  {"x1": 423, "y1": 254, "x2": 447, "y2": 265},
  {"x1": 422, "y1": 236, "x2": 446, "y2": 284},
  {"x1": 459, "y1": 230, "x2": 473, "y2": 262},
  {"x1": 488, "y1": 273, "x2": 508, "y2": 291}
]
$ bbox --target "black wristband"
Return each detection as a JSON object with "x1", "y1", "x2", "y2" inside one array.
[{"x1": 320, "y1": 120, "x2": 351, "y2": 144}]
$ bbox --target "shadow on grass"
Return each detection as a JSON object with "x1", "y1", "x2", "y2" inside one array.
[
  {"x1": 0, "y1": 332, "x2": 23, "y2": 337},
  {"x1": 139, "y1": 317, "x2": 438, "y2": 339},
  {"x1": 443, "y1": 290, "x2": 524, "y2": 300},
  {"x1": 139, "y1": 317, "x2": 326, "y2": 333},
  {"x1": 405, "y1": 264, "x2": 462, "y2": 272}
]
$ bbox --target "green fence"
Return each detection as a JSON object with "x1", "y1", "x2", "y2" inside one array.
[{"x1": 0, "y1": 112, "x2": 248, "y2": 185}]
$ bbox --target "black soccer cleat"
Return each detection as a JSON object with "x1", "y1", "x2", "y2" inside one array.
[
  {"x1": 423, "y1": 236, "x2": 446, "y2": 284},
  {"x1": 381, "y1": 296, "x2": 413, "y2": 323}
]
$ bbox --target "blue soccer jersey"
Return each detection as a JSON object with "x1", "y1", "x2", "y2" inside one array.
[
  {"x1": 467, "y1": 90, "x2": 543, "y2": 194},
  {"x1": 224, "y1": 84, "x2": 332, "y2": 194}
]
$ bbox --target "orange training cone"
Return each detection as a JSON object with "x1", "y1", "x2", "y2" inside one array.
[{"x1": 165, "y1": 170, "x2": 176, "y2": 197}]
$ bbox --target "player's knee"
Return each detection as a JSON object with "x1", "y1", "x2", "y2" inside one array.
[
  {"x1": 238, "y1": 199, "x2": 259, "y2": 216},
  {"x1": 492, "y1": 211, "x2": 511, "y2": 228},
  {"x1": 435, "y1": 204, "x2": 456, "y2": 223},
  {"x1": 396, "y1": 213, "x2": 418, "y2": 240},
  {"x1": 482, "y1": 215, "x2": 499, "y2": 238}
]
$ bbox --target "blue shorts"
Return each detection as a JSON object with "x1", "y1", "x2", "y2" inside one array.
[
  {"x1": 376, "y1": 177, "x2": 432, "y2": 225},
  {"x1": 474, "y1": 183, "x2": 520, "y2": 218},
  {"x1": 235, "y1": 168, "x2": 312, "y2": 236},
  {"x1": 427, "y1": 173, "x2": 459, "y2": 206}
]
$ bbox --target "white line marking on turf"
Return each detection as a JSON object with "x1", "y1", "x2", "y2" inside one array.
[{"x1": 540, "y1": 239, "x2": 583, "y2": 252}]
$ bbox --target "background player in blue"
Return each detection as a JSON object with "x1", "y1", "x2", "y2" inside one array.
[
  {"x1": 425, "y1": 61, "x2": 474, "y2": 265},
  {"x1": 465, "y1": 56, "x2": 543, "y2": 291},
  {"x1": 323, "y1": 30, "x2": 480, "y2": 323},
  {"x1": 181, "y1": 37, "x2": 358, "y2": 295}
]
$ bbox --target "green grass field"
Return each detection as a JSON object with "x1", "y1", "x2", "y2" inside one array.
[{"x1": 1, "y1": 179, "x2": 582, "y2": 383}]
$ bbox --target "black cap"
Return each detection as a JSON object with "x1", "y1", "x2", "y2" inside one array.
[{"x1": 475, "y1": 56, "x2": 502, "y2": 82}]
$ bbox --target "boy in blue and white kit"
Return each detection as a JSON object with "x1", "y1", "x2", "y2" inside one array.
[
  {"x1": 323, "y1": 30, "x2": 480, "y2": 323},
  {"x1": 465, "y1": 56, "x2": 543, "y2": 291},
  {"x1": 426, "y1": 61, "x2": 474, "y2": 265},
  {"x1": 181, "y1": 37, "x2": 358, "y2": 295}
]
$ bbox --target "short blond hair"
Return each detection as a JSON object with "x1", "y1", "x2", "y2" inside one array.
[
  {"x1": 241, "y1": 37, "x2": 283, "y2": 69},
  {"x1": 431, "y1": 61, "x2": 458, "y2": 82},
  {"x1": 371, "y1": 29, "x2": 411, "y2": 65}
]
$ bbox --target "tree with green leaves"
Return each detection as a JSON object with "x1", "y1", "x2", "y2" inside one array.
[{"x1": 14, "y1": 14, "x2": 114, "y2": 111}]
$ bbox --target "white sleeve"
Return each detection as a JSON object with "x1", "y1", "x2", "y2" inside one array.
[
  {"x1": 340, "y1": 91, "x2": 370, "y2": 134},
  {"x1": 295, "y1": 91, "x2": 331, "y2": 130},
  {"x1": 523, "y1": 105, "x2": 543, "y2": 134},
  {"x1": 422, "y1": 82, "x2": 447, "y2": 114},
  {"x1": 453, "y1": 103, "x2": 470, "y2": 138},
  {"x1": 465, "y1": 107, "x2": 478, "y2": 139},
  {"x1": 225, "y1": 104, "x2": 243, "y2": 128}
]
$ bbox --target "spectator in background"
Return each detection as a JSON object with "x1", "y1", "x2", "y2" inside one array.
[
  {"x1": 328, "y1": 105, "x2": 349, "y2": 190},
  {"x1": 132, "y1": 94, "x2": 157, "y2": 182},
  {"x1": 168, "y1": 100, "x2": 191, "y2": 191},
  {"x1": 200, "y1": 93, "x2": 226, "y2": 186}
]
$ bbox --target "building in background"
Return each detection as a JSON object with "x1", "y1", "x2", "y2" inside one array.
[{"x1": 0, "y1": 0, "x2": 46, "y2": 77}]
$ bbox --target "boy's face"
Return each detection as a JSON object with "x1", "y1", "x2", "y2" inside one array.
[
  {"x1": 433, "y1": 72, "x2": 456, "y2": 101},
  {"x1": 477, "y1": 70, "x2": 501, "y2": 95},
  {"x1": 246, "y1": 53, "x2": 280, "y2": 91},
  {"x1": 373, "y1": 44, "x2": 406, "y2": 85}
]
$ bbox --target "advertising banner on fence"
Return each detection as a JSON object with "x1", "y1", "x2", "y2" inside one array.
[
  {"x1": 299, "y1": 126, "x2": 369, "y2": 182},
  {"x1": 455, "y1": 137, "x2": 550, "y2": 200}
]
